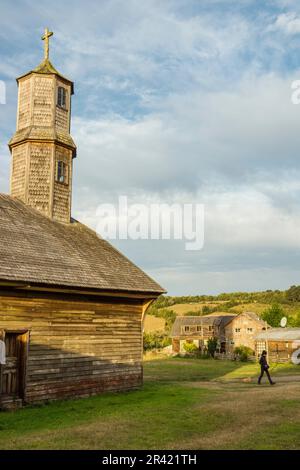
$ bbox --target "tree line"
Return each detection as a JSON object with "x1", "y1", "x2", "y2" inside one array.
[{"x1": 153, "y1": 286, "x2": 300, "y2": 309}]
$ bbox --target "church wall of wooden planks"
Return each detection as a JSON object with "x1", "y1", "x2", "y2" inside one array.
[{"x1": 0, "y1": 288, "x2": 150, "y2": 406}]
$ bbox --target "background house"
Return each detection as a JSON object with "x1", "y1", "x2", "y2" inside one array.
[
  {"x1": 255, "y1": 329, "x2": 300, "y2": 363},
  {"x1": 171, "y1": 311, "x2": 268, "y2": 355},
  {"x1": 223, "y1": 312, "x2": 268, "y2": 354},
  {"x1": 171, "y1": 314, "x2": 235, "y2": 353}
]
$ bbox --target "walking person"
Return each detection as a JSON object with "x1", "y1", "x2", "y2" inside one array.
[{"x1": 258, "y1": 350, "x2": 275, "y2": 385}]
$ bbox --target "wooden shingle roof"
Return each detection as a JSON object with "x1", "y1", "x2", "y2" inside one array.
[
  {"x1": 0, "y1": 194, "x2": 165, "y2": 295},
  {"x1": 9, "y1": 127, "x2": 76, "y2": 152},
  {"x1": 17, "y1": 58, "x2": 74, "y2": 94}
]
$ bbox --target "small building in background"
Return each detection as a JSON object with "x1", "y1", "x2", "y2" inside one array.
[
  {"x1": 223, "y1": 312, "x2": 268, "y2": 355},
  {"x1": 255, "y1": 329, "x2": 300, "y2": 363},
  {"x1": 170, "y1": 311, "x2": 268, "y2": 355},
  {"x1": 170, "y1": 314, "x2": 235, "y2": 354}
]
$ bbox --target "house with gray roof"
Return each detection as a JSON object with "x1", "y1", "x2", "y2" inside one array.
[
  {"x1": 171, "y1": 312, "x2": 268, "y2": 355},
  {"x1": 170, "y1": 314, "x2": 235, "y2": 354},
  {"x1": 255, "y1": 328, "x2": 300, "y2": 363}
]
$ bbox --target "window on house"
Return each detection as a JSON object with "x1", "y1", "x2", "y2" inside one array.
[
  {"x1": 184, "y1": 326, "x2": 190, "y2": 332},
  {"x1": 197, "y1": 326, "x2": 202, "y2": 332},
  {"x1": 256, "y1": 341, "x2": 266, "y2": 356},
  {"x1": 56, "y1": 161, "x2": 68, "y2": 184},
  {"x1": 247, "y1": 328, "x2": 253, "y2": 333},
  {"x1": 209, "y1": 326, "x2": 213, "y2": 331},
  {"x1": 57, "y1": 86, "x2": 67, "y2": 108},
  {"x1": 235, "y1": 328, "x2": 241, "y2": 333}
]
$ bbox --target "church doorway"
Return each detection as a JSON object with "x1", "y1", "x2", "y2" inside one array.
[{"x1": 0, "y1": 330, "x2": 29, "y2": 407}]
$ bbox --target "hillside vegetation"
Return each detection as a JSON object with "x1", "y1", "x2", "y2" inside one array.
[
  {"x1": 143, "y1": 315, "x2": 165, "y2": 332},
  {"x1": 146, "y1": 286, "x2": 300, "y2": 332}
]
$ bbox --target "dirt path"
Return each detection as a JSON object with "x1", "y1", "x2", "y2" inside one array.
[{"x1": 219, "y1": 374, "x2": 300, "y2": 384}]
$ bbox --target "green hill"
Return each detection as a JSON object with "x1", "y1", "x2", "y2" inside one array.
[{"x1": 147, "y1": 286, "x2": 300, "y2": 331}]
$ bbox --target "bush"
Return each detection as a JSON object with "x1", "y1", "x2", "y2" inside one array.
[
  {"x1": 288, "y1": 312, "x2": 300, "y2": 327},
  {"x1": 261, "y1": 303, "x2": 285, "y2": 327},
  {"x1": 143, "y1": 332, "x2": 171, "y2": 351},
  {"x1": 234, "y1": 345, "x2": 254, "y2": 362},
  {"x1": 202, "y1": 305, "x2": 211, "y2": 314},
  {"x1": 286, "y1": 285, "x2": 300, "y2": 303},
  {"x1": 207, "y1": 337, "x2": 218, "y2": 358},
  {"x1": 183, "y1": 342, "x2": 198, "y2": 354}
]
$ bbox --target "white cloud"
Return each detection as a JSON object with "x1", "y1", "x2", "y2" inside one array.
[
  {"x1": 271, "y1": 12, "x2": 300, "y2": 34},
  {"x1": 72, "y1": 72, "x2": 300, "y2": 198}
]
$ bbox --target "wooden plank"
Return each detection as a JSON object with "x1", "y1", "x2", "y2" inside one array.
[{"x1": 0, "y1": 289, "x2": 148, "y2": 404}]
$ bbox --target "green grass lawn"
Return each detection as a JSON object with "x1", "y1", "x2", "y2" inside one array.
[
  {"x1": 144, "y1": 355, "x2": 300, "y2": 381},
  {"x1": 0, "y1": 357, "x2": 300, "y2": 450}
]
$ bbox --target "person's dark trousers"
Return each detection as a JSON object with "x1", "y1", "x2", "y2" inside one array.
[{"x1": 258, "y1": 366, "x2": 273, "y2": 384}]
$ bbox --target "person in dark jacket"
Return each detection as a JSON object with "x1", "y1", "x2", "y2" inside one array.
[{"x1": 258, "y1": 350, "x2": 275, "y2": 385}]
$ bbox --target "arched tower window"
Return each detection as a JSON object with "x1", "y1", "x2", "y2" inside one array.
[
  {"x1": 57, "y1": 86, "x2": 67, "y2": 109},
  {"x1": 56, "y1": 161, "x2": 68, "y2": 184}
]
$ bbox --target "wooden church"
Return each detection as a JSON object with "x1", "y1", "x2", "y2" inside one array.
[{"x1": 0, "y1": 29, "x2": 164, "y2": 409}]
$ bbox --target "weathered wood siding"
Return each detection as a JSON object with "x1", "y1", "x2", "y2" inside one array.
[
  {"x1": 53, "y1": 146, "x2": 72, "y2": 223},
  {"x1": 27, "y1": 143, "x2": 52, "y2": 216},
  {"x1": 55, "y1": 78, "x2": 71, "y2": 133},
  {"x1": 0, "y1": 290, "x2": 144, "y2": 403},
  {"x1": 18, "y1": 77, "x2": 31, "y2": 130},
  {"x1": 268, "y1": 341, "x2": 296, "y2": 363},
  {"x1": 172, "y1": 339, "x2": 180, "y2": 353},
  {"x1": 32, "y1": 76, "x2": 53, "y2": 127},
  {"x1": 10, "y1": 144, "x2": 28, "y2": 200}
]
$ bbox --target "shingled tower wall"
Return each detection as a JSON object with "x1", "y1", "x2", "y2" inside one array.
[{"x1": 8, "y1": 37, "x2": 76, "y2": 224}]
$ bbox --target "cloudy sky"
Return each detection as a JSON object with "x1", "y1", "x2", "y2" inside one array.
[{"x1": 1, "y1": 0, "x2": 300, "y2": 295}]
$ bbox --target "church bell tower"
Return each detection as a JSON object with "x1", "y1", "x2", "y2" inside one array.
[{"x1": 9, "y1": 28, "x2": 76, "y2": 224}]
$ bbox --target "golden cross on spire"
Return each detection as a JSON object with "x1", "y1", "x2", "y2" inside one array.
[{"x1": 41, "y1": 27, "x2": 53, "y2": 60}]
